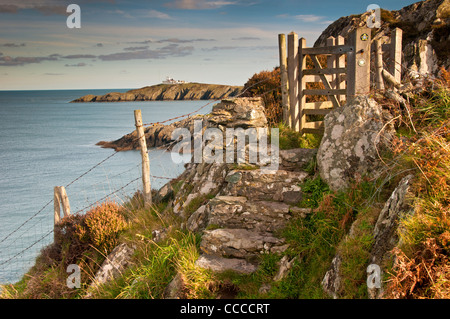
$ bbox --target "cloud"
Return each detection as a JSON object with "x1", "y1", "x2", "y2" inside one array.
[
  {"x1": 232, "y1": 37, "x2": 260, "y2": 41},
  {"x1": 123, "y1": 46, "x2": 150, "y2": 51},
  {"x1": 202, "y1": 46, "x2": 240, "y2": 52},
  {"x1": 62, "y1": 54, "x2": 97, "y2": 59},
  {"x1": 157, "y1": 38, "x2": 215, "y2": 43},
  {"x1": 0, "y1": 1, "x2": 67, "y2": 15},
  {"x1": 145, "y1": 9, "x2": 173, "y2": 20},
  {"x1": 165, "y1": 0, "x2": 237, "y2": 10},
  {"x1": 1, "y1": 43, "x2": 26, "y2": 47},
  {"x1": 64, "y1": 62, "x2": 87, "y2": 67},
  {"x1": 98, "y1": 44, "x2": 194, "y2": 61},
  {"x1": 0, "y1": 54, "x2": 59, "y2": 66},
  {"x1": 294, "y1": 14, "x2": 326, "y2": 22},
  {"x1": 0, "y1": 52, "x2": 98, "y2": 66},
  {"x1": 125, "y1": 40, "x2": 153, "y2": 45}
]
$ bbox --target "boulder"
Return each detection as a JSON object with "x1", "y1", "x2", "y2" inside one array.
[
  {"x1": 317, "y1": 96, "x2": 395, "y2": 191},
  {"x1": 207, "y1": 97, "x2": 267, "y2": 128},
  {"x1": 85, "y1": 243, "x2": 135, "y2": 297},
  {"x1": 195, "y1": 254, "x2": 258, "y2": 274},
  {"x1": 200, "y1": 228, "x2": 287, "y2": 258}
]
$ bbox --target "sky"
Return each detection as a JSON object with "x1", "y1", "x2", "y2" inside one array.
[{"x1": 0, "y1": 0, "x2": 419, "y2": 90}]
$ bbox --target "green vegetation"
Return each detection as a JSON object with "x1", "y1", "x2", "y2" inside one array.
[{"x1": 1, "y1": 66, "x2": 449, "y2": 300}]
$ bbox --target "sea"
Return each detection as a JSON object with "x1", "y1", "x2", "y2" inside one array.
[{"x1": 0, "y1": 89, "x2": 212, "y2": 285}]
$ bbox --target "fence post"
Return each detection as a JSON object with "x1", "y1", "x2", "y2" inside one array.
[
  {"x1": 298, "y1": 37, "x2": 307, "y2": 135},
  {"x1": 278, "y1": 34, "x2": 290, "y2": 126},
  {"x1": 287, "y1": 32, "x2": 299, "y2": 131},
  {"x1": 389, "y1": 27, "x2": 403, "y2": 84},
  {"x1": 134, "y1": 110, "x2": 152, "y2": 207},
  {"x1": 336, "y1": 35, "x2": 346, "y2": 104},
  {"x1": 54, "y1": 186, "x2": 70, "y2": 241},
  {"x1": 347, "y1": 27, "x2": 371, "y2": 98},
  {"x1": 327, "y1": 36, "x2": 336, "y2": 89},
  {"x1": 375, "y1": 39, "x2": 385, "y2": 90}
]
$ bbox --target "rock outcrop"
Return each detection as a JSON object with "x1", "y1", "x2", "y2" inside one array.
[
  {"x1": 96, "y1": 97, "x2": 268, "y2": 152},
  {"x1": 71, "y1": 83, "x2": 243, "y2": 103},
  {"x1": 316, "y1": 95, "x2": 395, "y2": 192},
  {"x1": 314, "y1": 0, "x2": 450, "y2": 77},
  {"x1": 145, "y1": 97, "x2": 317, "y2": 276},
  {"x1": 321, "y1": 174, "x2": 415, "y2": 299}
]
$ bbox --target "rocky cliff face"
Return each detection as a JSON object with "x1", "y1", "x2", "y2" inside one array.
[
  {"x1": 314, "y1": 0, "x2": 450, "y2": 77},
  {"x1": 71, "y1": 83, "x2": 243, "y2": 103}
]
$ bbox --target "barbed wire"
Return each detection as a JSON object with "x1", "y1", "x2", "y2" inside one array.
[
  {"x1": 0, "y1": 75, "x2": 278, "y2": 281},
  {"x1": 0, "y1": 151, "x2": 119, "y2": 246}
]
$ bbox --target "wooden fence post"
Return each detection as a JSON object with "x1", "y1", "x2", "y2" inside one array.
[
  {"x1": 347, "y1": 27, "x2": 371, "y2": 98},
  {"x1": 375, "y1": 39, "x2": 385, "y2": 90},
  {"x1": 298, "y1": 37, "x2": 307, "y2": 135},
  {"x1": 389, "y1": 28, "x2": 403, "y2": 84},
  {"x1": 336, "y1": 36, "x2": 346, "y2": 103},
  {"x1": 54, "y1": 186, "x2": 70, "y2": 241},
  {"x1": 134, "y1": 110, "x2": 152, "y2": 207},
  {"x1": 327, "y1": 36, "x2": 336, "y2": 89},
  {"x1": 287, "y1": 32, "x2": 299, "y2": 131},
  {"x1": 278, "y1": 34, "x2": 290, "y2": 126}
]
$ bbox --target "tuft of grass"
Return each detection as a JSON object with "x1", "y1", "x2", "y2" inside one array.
[{"x1": 274, "y1": 122, "x2": 322, "y2": 150}]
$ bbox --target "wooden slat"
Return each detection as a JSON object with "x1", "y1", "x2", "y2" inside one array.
[
  {"x1": 304, "y1": 108, "x2": 332, "y2": 116},
  {"x1": 304, "y1": 101, "x2": 333, "y2": 109},
  {"x1": 302, "y1": 45, "x2": 353, "y2": 55},
  {"x1": 304, "y1": 121, "x2": 324, "y2": 129},
  {"x1": 303, "y1": 68, "x2": 346, "y2": 75},
  {"x1": 310, "y1": 55, "x2": 340, "y2": 108},
  {"x1": 303, "y1": 89, "x2": 347, "y2": 95},
  {"x1": 303, "y1": 74, "x2": 333, "y2": 82},
  {"x1": 303, "y1": 121, "x2": 324, "y2": 134}
]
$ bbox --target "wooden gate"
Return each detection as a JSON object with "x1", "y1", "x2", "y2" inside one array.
[
  {"x1": 279, "y1": 27, "x2": 372, "y2": 134},
  {"x1": 279, "y1": 27, "x2": 403, "y2": 135}
]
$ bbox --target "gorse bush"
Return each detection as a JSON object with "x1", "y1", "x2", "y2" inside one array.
[
  {"x1": 0, "y1": 201, "x2": 128, "y2": 299},
  {"x1": 75, "y1": 201, "x2": 128, "y2": 254}
]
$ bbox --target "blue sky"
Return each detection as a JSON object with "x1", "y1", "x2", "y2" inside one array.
[{"x1": 0, "y1": 0, "x2": 418, "y2": 90}]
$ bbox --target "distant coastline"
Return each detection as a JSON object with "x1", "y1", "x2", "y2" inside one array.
[{"x1": 71, "y1": 82, "x2": 243, "y2": 103}]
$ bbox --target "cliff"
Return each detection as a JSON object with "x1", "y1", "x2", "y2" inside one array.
[{"x1": 71, "y1": 83, "x2": 243, "y2": 103}]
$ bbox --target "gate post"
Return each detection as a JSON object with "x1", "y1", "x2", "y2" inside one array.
[
  {"x1": 278, "y1": 34, "x2": 290, "y2": 126},
  {"x1": 287, "y1": 32, "x2": 299, "y2": 131},
  {"x1": 347, "y1": 27, "x2": 371, "y2": 98}
]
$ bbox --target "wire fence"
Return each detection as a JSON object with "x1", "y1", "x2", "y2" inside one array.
[{"x1": 0, "y1": 94, "x2": 234, "y2": 285}]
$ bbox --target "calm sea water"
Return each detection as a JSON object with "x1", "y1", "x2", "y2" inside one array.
[{"x1": 0, "y1": 89, "x2": 211, "y2": 284}]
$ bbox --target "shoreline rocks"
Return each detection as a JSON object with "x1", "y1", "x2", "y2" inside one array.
[{"x1": 71, "y1": 83, "x2": 243, "y2": 103}]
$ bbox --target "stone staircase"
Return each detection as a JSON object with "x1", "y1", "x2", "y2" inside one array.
[{"x1": 167, "y1": 148, "x2": 317, "y2": 274}]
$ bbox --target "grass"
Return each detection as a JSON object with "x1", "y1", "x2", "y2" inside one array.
[
  {"x1": 274, "y1": 122, "x2": 322, "y2": 150},
  {"x1": 2, "y1": 78, "x2": 449, "y2": 300}
]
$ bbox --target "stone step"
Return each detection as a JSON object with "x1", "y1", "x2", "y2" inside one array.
[
  {"x1": 221, "y1": 169, "x2": 309, "y2": 204},
  {"x1": 195, "y1": 254, "x2": 258, "y2": 274},
  {"x1": 200, "y1": 228, "x2": 288, "y2": 259},
  {"x1": 187, "y1": 195, "x2": 312, "y2": 234}
]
